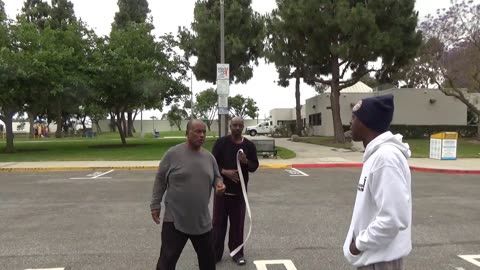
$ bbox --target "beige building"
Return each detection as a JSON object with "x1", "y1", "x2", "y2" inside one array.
[
  {"x1": 305, "y1": 88, "x2": 468, "y2": 136},
  {"x1": 269, "y1": 106, "x2": 306, "y2": 128}
]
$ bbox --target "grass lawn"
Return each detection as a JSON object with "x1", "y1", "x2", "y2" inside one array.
[
  {"x1": 0, "y1": 135, "x2": 295, "y2": 161},
  {"x1": 295, "y1": 137, "x2": 480, "y2": 158}
]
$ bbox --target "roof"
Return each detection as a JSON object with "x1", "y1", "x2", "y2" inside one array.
[{"x1": 325, "y1": 81, "x2": 373, "y2": 93}]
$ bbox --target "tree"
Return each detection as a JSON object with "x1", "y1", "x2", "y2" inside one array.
[
  {"x1": 0, "y1": 18, "x2": 44, "y2": 152},
  {"x1": 265, "y1": 0, "x2": 313, "y2": 136},
  {"x1": 20, "y1": 0, "x2": 51, "y2": 30},
  {"x1": 166, "y1": 104, "x2": 188, "y2": 131},
  {"x1": 295, "y1": 0, "x2": 421, "y2": 143},
  {"x1": 113, "y1": 0, "x2": 150, "y2": 29},
  {"x1": 391, "y1": 40, "x2": 438, "y2": 89},
  {"x1": 420, "y1": 0, "x2": 480, "y2": 139},
  {"x1": 94, "y1": 23, "x2": 188, "y2": 145},
  {"x1": 195, "y1": 88, "x2": 218, "y2": 131},
  {"x1": 228, "y1": 94, "x2": 258, "y2": 119},
  {"x1": 112, "y1": 0, "x2": 151, "y2": 136},
  {"x1": 178, "y1": 0, "x2": 264, "y2": 84}
]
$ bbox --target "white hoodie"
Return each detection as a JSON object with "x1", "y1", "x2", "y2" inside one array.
[{"x1": 343, "y1": 131, "x2": 412, "y2": 267}]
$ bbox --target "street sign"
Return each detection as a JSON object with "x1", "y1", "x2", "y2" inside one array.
[
  {"x1": 218, "y1": 95, "x2": 228, "y2": 107},
  {"x1": 216, "y1": 63, "x2": 229, "y2": 81},
  {"x1": 219, "y1": 107, "x2": 229, "y2": 115},
  {"x1": 217, "y1": 79, "x2": 230, "y2": 95},
  {"x1": 218, "y1": 95, "x2": 228, "y2": 115}
]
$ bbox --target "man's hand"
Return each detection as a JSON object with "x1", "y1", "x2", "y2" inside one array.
[
  {"x1": 349, "y1": 238, "x2": 361, "y2": 255},
  {"x1": 222, "y1": 169, "x2": 240, "y2": 183},
  {"x1": 238, "y1": 151, "x2": 248, "y2": 165},
  {"x1": 151, "y1": 209, "x2": 161, "y2": 224},
  {"x1": 215, "y1": 181, "x2": 226, "y2": 195}
]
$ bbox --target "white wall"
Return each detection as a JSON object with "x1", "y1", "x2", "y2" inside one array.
[
  {"x1": 0, "y1": 121, "x2": 57, "y2": 134},
  {"x1": 93, "y1": 119, "x2": 261, "y2": 134},
  {"x1": 305, "y1": 89, "x2": 468, "y2": 136}
]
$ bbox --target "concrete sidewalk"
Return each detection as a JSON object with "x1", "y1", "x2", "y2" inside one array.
[{"x1": 0, "y1": 137, "x2": 479, "y2": 173}]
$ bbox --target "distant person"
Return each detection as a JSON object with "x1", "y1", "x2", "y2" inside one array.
[
  {"x1": 212, "y1": 117, "x2": 259, "y2": 265},
  {"x1": 343, "y1": 94, "x2": 412, "y2": 270},
  {"x1": 150, "y1": 119, "x2": 226, "y2": 270}
]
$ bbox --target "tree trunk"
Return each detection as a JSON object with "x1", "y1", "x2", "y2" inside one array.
[
  {"x1": 122, "y1": 113, "x2": 128, "y2": 138},
  {"x1": 127, "y1": 111, "x2": 134, "y2": 137},
  {"x1": 295, "y1": 75, "x2": 303, "y2": 136},
  {"x1": 109, "y1": 113, "x2": 116, "y2": 132},
  {"x1": 330, "y1": 56, "x2": 346, "y2": 143},
  {"x1": 1, "y1": 109, "x2": 16, "y2": 153},
  {"x1": 81, "y1": 115, "x2": 87, "y2": 131},
  {"x1": 94, "y1": 121, "x2": 102, "y2": 133},
  {"x1": 116, "y1": 112, "x2": 127, "y2": 145},
  {"x1": 27, "y1": 111, "x2": 35, "y2": 139}
]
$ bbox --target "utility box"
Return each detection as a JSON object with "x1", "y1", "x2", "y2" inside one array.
[{"x1": 429, "y1": 132, "x2": 458, "y2": 160}]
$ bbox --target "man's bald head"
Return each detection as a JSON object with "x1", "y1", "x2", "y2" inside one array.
[
  {"x1": 186, "y1": 119, "x2": 206, "y2": 150},
  {"x1": 231, "y1": 116, "x2": 244, "y2": 125},
  {"x1": 186, "y1": 119, "x2": 206, "y2": 133},
  {"x1": 229, "y1": 116, "x2": 244, "y2": 138}
]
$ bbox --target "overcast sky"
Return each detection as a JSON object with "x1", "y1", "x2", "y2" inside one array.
[{"x1": 3, "y1": 0, "x2": 471, "y2": 119}]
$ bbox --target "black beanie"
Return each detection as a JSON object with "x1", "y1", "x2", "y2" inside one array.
[{"x1": 352, "y1": 94, "x2": 394, "y2": 133}]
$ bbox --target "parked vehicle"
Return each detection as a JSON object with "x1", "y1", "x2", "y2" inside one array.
[{"x1": 245, "y1": 120, "x2": 274, "y2": 136}]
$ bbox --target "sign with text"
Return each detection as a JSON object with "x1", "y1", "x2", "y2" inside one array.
[
  {"x1": 217, "y1": 79, "x2": 230, "y2": 95},
  {"x1": 216, "y1": 63, "x2": 229, "y2": 81}
]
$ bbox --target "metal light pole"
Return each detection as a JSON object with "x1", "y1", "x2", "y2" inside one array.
[
  {"x1": 190, "y1": 70, "x2": 194, "y2": 120},
  {"x1": 219, "y1": 0, "x2": 228, "y2": 137}
]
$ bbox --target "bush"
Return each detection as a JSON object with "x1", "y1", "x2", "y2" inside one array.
[{"x1": 342, "y1": 125, "x2": 478, "y2": 139}]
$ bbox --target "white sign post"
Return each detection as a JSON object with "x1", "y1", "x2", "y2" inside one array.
[{"x1": 217, "y1": 63, "x2": 230, "y2": 115}]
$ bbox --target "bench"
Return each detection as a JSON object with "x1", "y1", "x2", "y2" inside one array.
[{"x1": 252, "y1": 139, "x2": 278, "y2": 158}]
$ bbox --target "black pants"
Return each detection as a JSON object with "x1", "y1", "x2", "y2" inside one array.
[
  {"x1": 213, "y1": 194, "x2": 246, "y2": 261},
  {"x1": 156, "y1": 222, "x2": 215, "y2": 270}
]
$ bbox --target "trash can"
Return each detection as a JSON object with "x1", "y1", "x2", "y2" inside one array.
[
  {"x1": 429, "y1": 132, "x2": 458, "y2": 160},
  {"x1": 85, "y1": 128, "x2": 94, "y2": 138}
]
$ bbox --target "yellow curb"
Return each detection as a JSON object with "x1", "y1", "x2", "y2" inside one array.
[
  {"x1": 259, "y1": 164, "x2": 291, "y2": 169},
  {"x1": 0, "y1": 166, "x2": 159, "y2": 172},
  {"x1": 0, "y1": 164, "x2": 292, "y2": 172}
]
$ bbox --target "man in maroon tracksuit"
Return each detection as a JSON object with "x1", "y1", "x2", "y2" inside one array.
[{"x1": 212, "y1": 117, "x2": 259, "y2": 266}]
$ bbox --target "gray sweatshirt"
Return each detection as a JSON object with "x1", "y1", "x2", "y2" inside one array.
[{"x1": 150, "y1": 143, "x2": 223, "y2": 235}]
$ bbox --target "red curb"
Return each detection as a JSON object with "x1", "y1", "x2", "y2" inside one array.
[
  {"x1": 409, "y1": 166, "x2": 480, "y2": 175},
  {"x1": 292, "y1": 163, "x2": 362, "y2": 169},
  {"x1": 291, "y1": 163, "x2": 480, "y2": 175}
]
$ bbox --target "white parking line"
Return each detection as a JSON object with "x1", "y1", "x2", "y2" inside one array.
[
  {"x1": 70, "y1": 170, "x2": 114, "y2": 180},
  {"x1": 92, "y1": 170, "x2": 115, "y2": 178},
  {"x1": 254, "y1": 259, "x2": 297, "y2": 270},
  {"x1": 285, "y1": 168, "x2": 309, "y2": 177},
  {"x1": 458, "y1": 255, "x2": 480, "y2": 267},
  {"x1": 25, "y1": 268, "x2": 64, "y2": 270}
]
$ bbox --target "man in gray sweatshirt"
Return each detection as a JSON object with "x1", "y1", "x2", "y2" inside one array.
[{"x1": 150, "y1": 119, "x2": 226, "y2": 270}]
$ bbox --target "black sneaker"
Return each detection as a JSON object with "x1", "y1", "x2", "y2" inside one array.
[{"x1": 233, "y1": 256, "x2": 246, "y2": 266}]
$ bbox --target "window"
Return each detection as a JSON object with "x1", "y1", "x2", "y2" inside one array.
[{"x1": 309, "y1": 113, "x2": 322, "y2": 126}]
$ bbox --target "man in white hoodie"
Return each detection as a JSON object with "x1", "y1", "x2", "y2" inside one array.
[{"x1": 343, "y1": 94, "x2": 412, "y2": 270}]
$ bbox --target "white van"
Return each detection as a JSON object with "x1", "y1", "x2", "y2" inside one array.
[{"x1": 245, "y1": 120, "x2": 274, "y2": 136}]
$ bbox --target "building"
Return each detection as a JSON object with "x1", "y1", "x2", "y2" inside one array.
[
  {"x1": 305, "y1": 88, "x2": 468, "y2": 136},
  {"x1": 269, "y1": 106, "x2": 306, "y2": 128},
  {"x1": 269, "y1": 82, "x2": 372, "y2": 131}
]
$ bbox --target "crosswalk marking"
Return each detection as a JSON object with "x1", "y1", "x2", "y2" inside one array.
[
  {"x1": 25, "y1": 268, "x2": 65, "y2": 270},
  {"x1": 458, "y1": 255, "x2": 480, "y2": 267}
]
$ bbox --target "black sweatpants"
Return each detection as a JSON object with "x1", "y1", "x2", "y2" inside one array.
[
  {"x1": 213, "y1": 194, "x2": 246, "y2": 261},
  {"x1": 156, "y1": 222, "x2": 215, "y2": 270}
]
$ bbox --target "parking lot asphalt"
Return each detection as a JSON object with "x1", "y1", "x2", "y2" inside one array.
[{"x1": 0, "y1": 168, "x2": 479, "y2": 270}]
